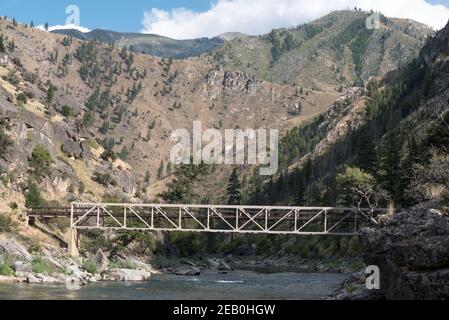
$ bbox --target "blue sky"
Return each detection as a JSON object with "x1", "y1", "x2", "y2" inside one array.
[
  {"x1": 1, "y1": 0, "x2": 449, "y2": 39},
  {"x1": 0, "y1": 0, "x2": 212, "y2": 32}
]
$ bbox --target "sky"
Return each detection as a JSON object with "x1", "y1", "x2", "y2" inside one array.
[{"x1": 0, "y1": 0, "x2": 449, "y2": 39}]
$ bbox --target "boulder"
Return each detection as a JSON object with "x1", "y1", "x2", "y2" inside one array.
[
  {"x1": 93, "y1": 274, "x2": 102, "y2": 281},
  {"x1": 361, "y1": 209, "x2": 449, "y2": 300},
  {"x1": 0, "y1": 239, "x2": 32, "y2": 261},
  {"x1": 217, "y1": 261, "x2": 234, "y2": 271},
  {"x1": 88, "y1": 276, "x2": 98, "y2": 283},
  {"x1": 207, "y1": 258, "x2": 220, "y2": 268},
  {"x1": 13, "y1": 261, "x2": 32, "y2": 273},
  {"x1": 108, "y1": 269, "x2": 152, "y2": 282},
  {"x1": 41, "y1": 276, "x2": 60, "y2": 284},
  {"x1": 66, "y1": 263, "x2": 80, "y2": 275},
  {"x1": 175, "y1": 266, "x2": 201, "y2": 276},
  {"x1": 27, "y1": 274, "x2": 41, "y2": 283},
  {"x1": 92, "y1": 249, "x2": 110, "y2": 273},
  {"x1": 61, "y1": 139, "x2": 82, "y2": 158}
]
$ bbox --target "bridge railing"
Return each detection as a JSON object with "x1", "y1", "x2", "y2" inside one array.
[{"x1": 41, "y1": 203, "x2": 384, "y2": 236}]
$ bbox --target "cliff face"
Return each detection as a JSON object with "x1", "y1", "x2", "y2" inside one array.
[{"x1": 360, "y1": 209, "x2": 449, "y2": 300}]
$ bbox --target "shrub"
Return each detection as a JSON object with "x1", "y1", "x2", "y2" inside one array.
[
  {"x1": 28, "y1": 243, "x2": 42, "y2": 255},
  {"x1": 31, "y1": 256, "x2": 55, "y2": 275},
  {"x1": 0, "y1": 215, "x2": 14, "y2": 232},
  {"x1": 0, "y1": 262, "x2": 14, "y2": 276},
  {"x1": 78, "y1": 181, "x2": 86, "y2": 194},
  {"x1": 30, "y1": 145, "x2": 53, "y2": 177},
  {"x1": 169, "y1": 232, "x2": 201, "y2": 257},
  {"x1": 62, "y1": 105, "x2": 74, "y2": 117},
  {"x1": 82, "y1": 260, "x2": 98, "y2": 274},
  {"x1": 16, "y1": 92, "x2": 28, "y2": 105},
  {"x1": 109, "y1": 260, "x2": 136, "y2": 270},
  {"x1": 8, "y1": 202, "x2": 18, "y2": 210},
  {"x1": 80, "y1": 230, "x2": 108, "y2": 254},
  {"x1": 25, "y1": 182, "x2": 45, "y2": 209}
]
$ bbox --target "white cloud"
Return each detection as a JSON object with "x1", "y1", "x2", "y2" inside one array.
[
  {"x1": 141, "y1": 0, "x2": 449, "y2": 39},
  {"x1": 36, "y1": 23, "x2": 91, "y2": 33}
]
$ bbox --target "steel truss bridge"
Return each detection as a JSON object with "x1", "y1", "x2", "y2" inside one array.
[
  {"x1": 28, "y1": 203, "x2": 383, "y2": 236},
  {"x1": 28, "y1": 203, "x2": 385, "y2": 256}
]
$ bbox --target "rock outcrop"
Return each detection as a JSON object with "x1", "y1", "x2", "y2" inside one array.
[
  {"x1": 360, "y1": 209, "x2": 449, "y2": 300},
  {"x1": 0, "y1": 239, "x2": 32, "y2": 261}
]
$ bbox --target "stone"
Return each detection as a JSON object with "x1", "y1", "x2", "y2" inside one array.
[
  {"x1": 217, "y1": 261, "x2": 234, "y2": 271},
  {"x1": 41, "y1": 276, "x2": 60, "y2": 284},
  {"x1": 360, "y1": 208, "x2": 449, "y2": 300},
  {"x1": 61, "y1": 139, "x2": 82, "y2": 158},
  {"x1": 27, "y1": 274, "x2": 41, "y2": 283},
  {"x1": 92, "y1": 249, "x2": 110, "y2": 273},
  {"x1": 207, "y1": 258, "x2": 220, "y2": 268},
  {"x1": 0, "y1": 239, "x2": 32, "y2": 261},
  {"x1": 107, "y1": 269, "x2": 152, "y2": 282},
  {"x1": 13, "y1": 261, "x2": 32, "y2": 273},
  {"x1": 66, "y1": 264, "x2": 80, "y2": 275},
  {"x1": 93, "y1": 274, "x2": 102, "y2": 281},
  {"x1": 175, "y1": 266, "x2": 201, "y2": 276}
]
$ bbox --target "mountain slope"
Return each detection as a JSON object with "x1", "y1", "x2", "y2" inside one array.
[
  {"x1": 203, "y1": 10, "x2": 433, "y2": 89},
  {"x1": 0, "y1": 16, "x2": 341, "y2": 208},
  {"x1": 245, "y1": 16, "x2": 449, "y2": 209},
  {"x1": 53, "y1": 29, "x2": 224, "y2": 59}
]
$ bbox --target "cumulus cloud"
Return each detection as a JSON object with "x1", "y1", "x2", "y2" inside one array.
[
  {"x1": 36, "y1": 23, "x2": 91, "y2": 33},
  {"x1": 141, "y1": 0, "x2": 449, "y2": 39}
]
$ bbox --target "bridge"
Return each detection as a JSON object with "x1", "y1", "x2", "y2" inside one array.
[{"x1": 28, "y1": 203, "x2": 385, "y2": 257}]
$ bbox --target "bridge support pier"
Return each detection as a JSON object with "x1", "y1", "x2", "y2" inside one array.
[{"x1": 68, "y1": 228, "x2": 79, "y2": 257}]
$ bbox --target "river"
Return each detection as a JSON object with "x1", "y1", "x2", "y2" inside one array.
[{"x1": 0, "y1": 270, "x2": 347, "y2": 300}]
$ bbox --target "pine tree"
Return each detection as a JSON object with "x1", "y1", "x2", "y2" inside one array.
[
  {"x1": 291, "y1": 184, "x2": 304, "y2": 206},
  {"x1": 378, "y1": 132, "x2": 401, "y2": 202},
  {"x1": 227, "y1": 168, "x2": 242, "y2": 205},
  {"x1": 354, "y1": 126, "x2": 378, "y2": 174},
  {"x1": 25, "y1": 182, "x2": 45, "y2": 209},
  {"x1": 0, "y1": 35, "x2": 5, "y2": 53},
  {"x1": 46, "y1": 83, "x2": 55, "y2": 107},
  {"x1": 157, "y1": 160, "x2": 164, "y2": 180},
  {"x1": 144, "y1": 170, "x2": 151, "y2": 187},
  {"x1": 166, "y1": 162, "x2": 172, "y2": 175},
  {"x1": 400, "y1": 136, "x2": 421, "y2": 206}
]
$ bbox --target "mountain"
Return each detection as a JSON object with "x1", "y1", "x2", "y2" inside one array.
[
  {"x1": 1, "y1": 14, "x2": 345, "y2": 209},
  {"x1": 0, "y1": 10, "x2": 436, "y2": 209},
  {"x1": 245, "y1": 13, "x2": 449, "y2": 211},
  {"x1": 52, "y1": 28, "x2": 224, "y2": 59},
  {"x1": 204, "y1": 10, "x2": 433, "y2": 89}
]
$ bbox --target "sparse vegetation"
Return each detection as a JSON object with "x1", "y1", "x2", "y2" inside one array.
[
  {"x1": 29, "y1": 145, "x2": 52, "y2": 178},
  {"x1": 0, "y1": 215, "x2": 14, "y2": 232}
]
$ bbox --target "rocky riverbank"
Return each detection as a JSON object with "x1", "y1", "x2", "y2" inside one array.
[
  {"x1": 330, "y1": 207, "x2": 449, "y2": 300},
  {"x1": 0, "y1": 239, "x2": 154, "y2": 285}
]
